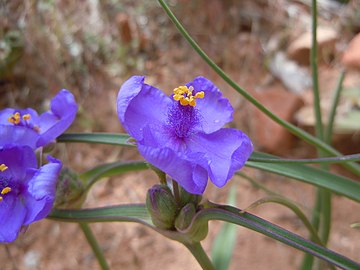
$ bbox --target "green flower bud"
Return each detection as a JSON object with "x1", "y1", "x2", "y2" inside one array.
[
  {"x1": 175, "y1": 202, "x2": 208, "y2": 242},
  {"x1": 54, "y1": 168, "x2": 86, "y2": 209},
  {"x1": 146, "y1": 184, "x2": 178, "y2": 230},
  {"x1": 179, "y1": 186, "x2": 202, "y2": 208},
  {"x1": 175, "y1": 202, "x2": 196, "y2": 230}
]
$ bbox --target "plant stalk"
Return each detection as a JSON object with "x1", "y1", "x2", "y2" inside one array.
[
  {"x1": 79, "y1": 223, "x2": 110, "y2": 270},
  {"x1": 184, "y1": 242, "x2": 216, "y2": 270}
]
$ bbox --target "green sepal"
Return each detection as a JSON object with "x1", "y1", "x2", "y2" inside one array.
[
  {"x1": 179, "y1": 186, "x2": 202, "y2": 208},
  {"x1": 175, "y1": 203, "x2": 196, "y2": 231},
  {"x1": 146, "y1": 184, "x2": 178, "y2": 230}
]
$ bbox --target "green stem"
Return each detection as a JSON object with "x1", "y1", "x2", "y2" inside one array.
[
  {"x1": 320, "y1": 191, "x2": 331, "y2": 245},
  {"x1": 311, "y1": 0, "x2": 324, "y2": 142},
  {"x1": 79, "y1": 223, "x2": 110, "y2": 270},
  {"x1": 321, "y1": 70, "x2": 345, "y2": 247},
  {"x1": 325, "y1": 70, "x2": 345, "y2": 144},
  {"x1": 184, "y1": 242, "x2": 216, "y2": 270},
  {"x1": 305, "y1": 2, "x2": 333, "y2": 269},
  {"x1": 157, "y1": 0, "x2": 360, "y2": 176}
]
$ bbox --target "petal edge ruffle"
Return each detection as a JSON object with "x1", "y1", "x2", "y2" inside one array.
[{"x1": 117, "y1": 76, "x2": 172, "y2": 141}]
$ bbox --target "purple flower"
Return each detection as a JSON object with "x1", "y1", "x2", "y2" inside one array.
[
  {"x1": 0, "y1": 145, "x2": 62, "y2": 243},
  {"x1": 117, "y1": 76, "x2": 253, "y2": 194},
  {"x1": 0, "y1": 89, "x2": 78, "y2": 148}
]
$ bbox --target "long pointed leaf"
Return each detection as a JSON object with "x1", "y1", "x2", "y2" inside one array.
[
  {"x1": 57, "y1": 133, "x2": 135, "y2": 147},
  {"x1": 188, "y1": 204, "x2": 360, "y2": 270},
  {"x1": 49, "y1": 204, "x2": 152, "y2": 224},
  {"x1": 80, "y1": 161, "x2": 148, "y2": 189},
  {"x1": 245, "y1": 154, "x2": 360, "y2": 203}
]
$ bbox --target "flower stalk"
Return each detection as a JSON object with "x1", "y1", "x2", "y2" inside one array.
[
  {"x1": 184, "y1": 242, "x2": 216, "y2": 270},
  {"x1": 79, "y1": 223, "x2": 110, "y2": 270}
]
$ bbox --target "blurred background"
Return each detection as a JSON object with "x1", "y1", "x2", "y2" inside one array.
[{"x1": 1, "y1": 0, "x2": 360, "y2": 269}]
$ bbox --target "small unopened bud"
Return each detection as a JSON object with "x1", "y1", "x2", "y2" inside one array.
[
  {"x1": 54, "y1": 168, "x2": 86, "y2": 209},
  {"x1": 175, "y1": 203, "x2": 196, "y2": 230},
  {"x1": 179, "y1": 186, "x2": 202, "y2": 208},
  {"x1": 146, "y1": 184, "x2": 177, "y2": 230}
]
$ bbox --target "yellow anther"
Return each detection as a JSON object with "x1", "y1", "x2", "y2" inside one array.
[
  {"x1": 8, "y1": 112, "x2": 21, "y2": 124},
  {"x1": 22, "y1": 114, "x2": 31, "y2": 120},
  {"x1": 0, "y1": 164, "x2": 8, "y2": 172},
  {"x1": 180, "y1": 98, "x2": 190, "y2": 106},
  {"x1": 1, "y1": 187, "x2": 11, "y2": 195},
  {"x1": 195, "y1": 91, "x2": 204, "y2": 99},
  {"x1": 0, "y1": 197, "x2": 3, "y2": 202},
  {"x1": 172, "y1": 85, "x2": 205, "y2": 107}
]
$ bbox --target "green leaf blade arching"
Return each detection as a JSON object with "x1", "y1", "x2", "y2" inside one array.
[
  {"x1": 188, "y1": 204, "x2": 360, "y2": 270},
  {"x1": 49, "y1": 204, "x2": 152, "y2": 225},
  {"x1": 57, "y1": 133, "x2": 134, "y2": 147},
  {"x1": 80, "y1": 161, "x2": 148, "y2": 190},
  {"x1": 245, "y1": 153, "x2": 360, "y2": 203}
]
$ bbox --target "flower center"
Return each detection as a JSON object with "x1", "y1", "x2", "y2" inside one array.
[
  {"x1": 8, "y1": 112, "x2": 40, "y2": 132},
  {"x1": 167, "y1": 85, "x2": 204, "y2": 140},
  {"x1": 0, "y1": 163, "x2": 11, "y2": 202},
  {"x1": 173, "y1": 85, "x2": 204, "y2": 107}
]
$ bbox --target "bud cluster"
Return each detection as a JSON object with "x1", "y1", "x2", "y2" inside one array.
[{"x1": 146, "y1": 184, "x2": 206, "y2": 239}]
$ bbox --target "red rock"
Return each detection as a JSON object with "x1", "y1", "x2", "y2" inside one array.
[
  {"x1": 342, "y1": 33, "x2": 360, "y2": 69},
  {"x1": 249, "y1": 87, "x2": 304, "y2": 154},
  {"x1": 288, "y1": 27, "x2": 338, "y2": 65}
]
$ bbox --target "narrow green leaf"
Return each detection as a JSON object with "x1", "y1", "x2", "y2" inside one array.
[
  {"x1": 211, "y1": 186, "x2": 238, "y2": 270},
  {"x1": 249, "y1": 152, "x2": 360, "y2": 164},
  {"x1": 245, "y1": 153, "x2": 360, "y2": 203},
  {"x1": 57, "y1": 133, "x2": 134, "y2": 146},
  {"x1": 192, "y1": 204, "x2": 360, "y2": 270},
  {"x1": 49, "y1": 204, "x2": 152, "y2": 224},
  {"x1": 80, "y1": 161, "x2": 148, "y2": 189},
  {"x1": 58, "y1": 133, "x2": 360, "y2": 164}
]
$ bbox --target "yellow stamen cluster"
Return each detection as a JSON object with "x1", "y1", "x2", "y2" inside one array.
[
  {"x1": 8, "y1": 112, "x2": 31, "y2": 124},
  {"x1": 0, "y1": 164, "x2": 11, "y2": 202},
  {"x1": 173, "y1": 85, "x2": 205, "y2": 107}
]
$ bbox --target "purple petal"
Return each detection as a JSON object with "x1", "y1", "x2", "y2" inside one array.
[
  {"x1": 25, "y1": 156, "x2": 61, "y2": 223},
  {"x1": 187, "y1": 128, "x2": 253, "y2": 188},
  {"x1": 138, "y1": 144, "x2": 208, "y2": 194},
  {"x1": 0, "y1": 108, "x2": 39, "y2": 126},
  {"x1": 117, "y1": 76, "x2": 172, "y2": 141},
  {"x1": 0, "y1": 125, "x2": 39, "y2": 149},
  {"x1": 0, "y1": 195, "x2": 26, "y2": 242},
  {"x1": 36, "y1": 89, "x2": 78, "y2": 147},
  {"x1": 0, "y1": 145, "x2": 37, "y2": 180},
  {"x1": 186, "y1": 76, "x2": 233, "y2": 133}
]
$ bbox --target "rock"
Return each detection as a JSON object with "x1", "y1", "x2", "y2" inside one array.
[
  {"x1": 342, "y1": 33, "x2": 360, "y2": 69},
  {"x1": 249, "y1": 87, "x2": 304, "y2": 154},
  {"x1": 287, "y1": 27, "x2": 338, "y2": 65},
  {"x1": 269, "y1": 52, "x2": 312, "y2": 94}
]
